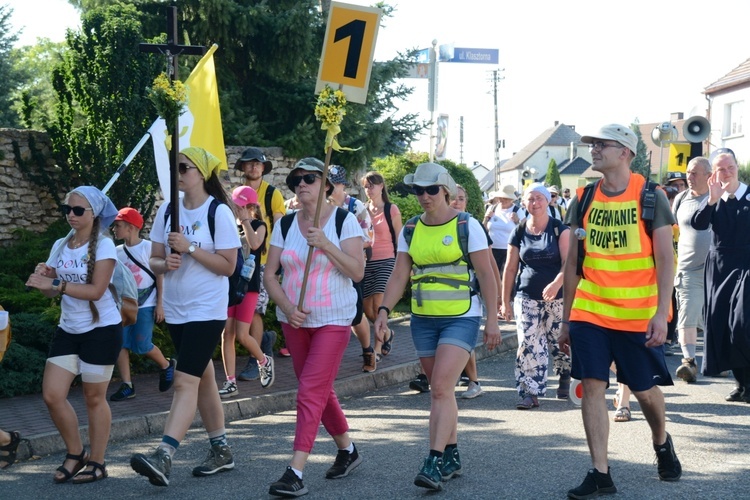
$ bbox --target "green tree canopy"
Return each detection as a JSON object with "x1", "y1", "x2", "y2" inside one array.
[
  {"x1": 545, "y1": 158, "x2": 561, "y2": 188},
  {"x1": 48, "y1": 2, "x2": 162, "y2": 213},
  {"x1": 0, "y1": 4, "x2": 21, "y2": 127},
  {"x1": 630, "y1": 120, "x2": 652, "y2": 180}
]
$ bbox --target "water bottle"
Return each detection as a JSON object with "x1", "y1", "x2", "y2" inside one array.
[{"x1": 240, "y1": 254, "x2": 255, "y2": 279}]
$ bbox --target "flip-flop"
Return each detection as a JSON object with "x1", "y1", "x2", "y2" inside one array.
[
  {"x1": 613, "y1": 407, "x2": 631, "y2": 422},
  {"x1": 0, "y1": 431, "x2": 21, "y2": 469},
  {"x1": 381, "y1": 329, "x2": 394, "y2": 357}
]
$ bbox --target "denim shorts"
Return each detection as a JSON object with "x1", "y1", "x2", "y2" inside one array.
[
  {"x1": 410, "y1": 315, "x2": 481, "y2": 357},
  {"x1": 122, "y1": 306, "x2": 156, "y2": 355},
  {"x1": 569, "y1": 321, "x2": 673, "y2": 391}
]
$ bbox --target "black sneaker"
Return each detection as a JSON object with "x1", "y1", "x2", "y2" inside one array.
[
  {"x1": 130, "y1": 447, "x2": 172, "y2": 487},
  {"x1": 409, "y1": 374, "x2": 430, "y2": 393},
  {"x1": 269, "y1": 467, "x2": 308, "y2": 497},
  {"x1": 159, "y1": 358, "x2": 176, "y2": 392},
  {"x1": 110, "y1": 382, "x2": 135, "y2": 401},
  {"x1": 325, "y1": 444, "x2": 362, "y2": 479},
  {"x1": 568, "y1": 468, "x2": 616, "y2": 499},
  {"x1": 654, "y1": 433, "x2": 682, "y2": 481}
]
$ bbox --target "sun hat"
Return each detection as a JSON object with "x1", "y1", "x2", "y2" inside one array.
[
  {"x1": 580, "y1": 123, "x2": 638, "y2": 156},
  {"x1": 403, "y1": 162, "x2": 456, "y2": 196},
  {"x1": 232, "y1": 186, "x2": 258, "y2": 207},
  {"x1": 498, "y1": 184, "x2": 518, "y2": 200},
  {"x1": 234, "y1": 147, "x2": 273, "y2": 175},
  {"x1": 114, "y1": 207, "x2": 144, "y2": 230}
]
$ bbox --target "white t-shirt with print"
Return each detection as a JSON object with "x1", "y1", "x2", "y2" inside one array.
[
  {"x1": 397, "y1": 215, "x2": 487, "y2": 317},
  {"x1": 50, "y1": 237, "x2": 121, "y2": 333},
  {"x1": 117, "y1": 240, "x2": 156, "y2": 308},
  {"x1": 271, "y1": 211, "x2": 363, "y2": 327},
  {"x1": 150, "y1": 196, "x2": 241, "y2": 324}
]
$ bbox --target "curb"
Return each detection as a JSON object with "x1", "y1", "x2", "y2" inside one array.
[{"x1": 18, "y1": 320, "x2": 518, "y2": 461}]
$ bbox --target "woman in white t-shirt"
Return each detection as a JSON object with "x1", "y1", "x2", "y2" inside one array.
[
  {"x1": 130, "y1": 147, "x2": 241, "y2": 487},
  {"x1": 26, "y1": 186, "x2": 120, "y2": 484},
  {"x1": 264, "y1": 158, "x2": 365, "y2": 497}
]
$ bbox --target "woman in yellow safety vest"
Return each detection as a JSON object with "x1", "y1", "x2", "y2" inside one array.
[{"x1": 375, "y1": 162, "x2": 500, "y2": 492}]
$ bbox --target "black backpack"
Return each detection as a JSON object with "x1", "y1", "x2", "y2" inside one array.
[{"x1": 164, "y1": 199, "x2": 248, "y2": 306}]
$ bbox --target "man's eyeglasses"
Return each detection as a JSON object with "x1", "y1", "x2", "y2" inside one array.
[
  {"x1": 61, "y1": 205, "x2": 93, "y2": 216},
  {"x1": 588, "y1": 141, "x2": 625, "y2": 151},
  {"x1": 412, "y1": 185, "x2": 442, "y2": 196},
  {"x1": 178, "y1": 162, "x2": 197, "y2": 174},
  {"x1": 289, "y1": 173, "x2": 321, "y2": 189}
]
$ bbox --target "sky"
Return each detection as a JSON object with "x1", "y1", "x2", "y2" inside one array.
[{"x1": 7, "y1": 0, "x2": 750, "y2": 170}]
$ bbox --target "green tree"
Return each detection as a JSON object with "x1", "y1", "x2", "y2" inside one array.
[
  {"x1": 0, "y1": 4, "x2": 21, "y2": 127},
  {"x1": 630, "y1": 120, "x2": 651, "y2": 180},
  {"x1": 74, "y1": 0, "x2": 426, "y2": 164},
  {"x1": 48, "y1": 2, "x2": 162, "y2": 212},
  {"x1": 11, "y1": 38, "x2": 67, "y2": 130},
  {"x1": 545, "y1": 158, "x2": 561, "y2": 188}
]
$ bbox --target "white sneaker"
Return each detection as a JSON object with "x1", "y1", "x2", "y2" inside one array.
[
  {"x1": 218, "y1": 380, "x2": 238, "y2": 399},
  {"x1": 461, "y1": 381, "x2": 484, "y2": 399},
  {"x1": 259, "y1": 354, "x2": 275, "y2": 389}
]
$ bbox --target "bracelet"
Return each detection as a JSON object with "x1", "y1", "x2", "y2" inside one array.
[
  {"x1": 60, "y1": 281, "x2": 67, "y2": 295},
  {"x1": 240, "y1": 218, "x2": 251, "y2": 223},
  {"x1": 378, "y1": 305, "x2": 391, "y2": 316}
]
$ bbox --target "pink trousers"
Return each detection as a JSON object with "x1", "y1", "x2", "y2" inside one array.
[{"x1": 282, "y1": 323, "x2": 351, "y2": 453}]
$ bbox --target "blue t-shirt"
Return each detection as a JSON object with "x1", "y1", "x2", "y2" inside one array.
[{"x1": 509, "y1": 218, "x2": 565, "y2": 300}]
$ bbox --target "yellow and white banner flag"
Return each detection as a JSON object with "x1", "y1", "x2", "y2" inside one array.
[{"x1": 149, "y1": 44, "x2": 226, "y2": 201}]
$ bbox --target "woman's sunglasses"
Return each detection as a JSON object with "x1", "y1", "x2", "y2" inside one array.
[
  {"x1": 178, "y1": 162, "x2": 197, "y2": 175},
  {"x1": 289, "y1": 173, "x2": 321, "y2": 189},
  {"x1": 412, "y1": 185, "x2": 441, "y2": 196},
  {"x1": 61, "y1": 205, "x2": 93, "y2": 216}
]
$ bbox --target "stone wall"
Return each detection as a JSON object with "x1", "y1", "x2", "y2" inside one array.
[
  {"x1": 0, "y1": 129, "x2": 306, "y2": 246},
  {"x1": 0, "y1": 129, "x2": 63, "y2": 245}
]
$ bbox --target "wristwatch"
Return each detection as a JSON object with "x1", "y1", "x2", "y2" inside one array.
[
  {"x1": 51, "y1": 278, "x2": 61, "y2": 291},
  {"x1": 187, "y1": 245, "x2": 196, "y2": 255}
]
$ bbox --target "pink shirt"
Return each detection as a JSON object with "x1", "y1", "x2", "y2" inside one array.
[{"x1": 370, "y1": 204, "x2": 401, "y2": 261}]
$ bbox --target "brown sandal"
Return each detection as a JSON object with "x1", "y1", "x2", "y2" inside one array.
[
  {"x1": 71, "y1": 461, "x2": 108, "y2": 484},
  {"x1": 0, "y1": 431, "x2": 21, "y2": 469},
  {"x1": 53, "y1": 448, "x2": 89, "y2": 483}
]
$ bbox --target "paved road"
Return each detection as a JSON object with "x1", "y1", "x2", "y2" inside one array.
[{"x1": 1, "y1": 334, "x2": 748, "y2": 499}]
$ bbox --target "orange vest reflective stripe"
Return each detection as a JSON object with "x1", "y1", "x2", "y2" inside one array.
[{"x1": 570, "y1": 174, "x2": 658, "y2": 332}]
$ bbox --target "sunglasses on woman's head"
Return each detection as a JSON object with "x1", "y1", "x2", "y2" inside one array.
[
  {"x1": 178, "y1": 162, "x2": 197, "y2": 175},
  {"x1": 61, "y1": 205, "x2": 93, "y2": 216},
  {"x1": 412, "y1": 185, "x2": 441, "y2": 196},
  {"x1": 290, "y1": 173, "x2": 321, "y2": 189}
]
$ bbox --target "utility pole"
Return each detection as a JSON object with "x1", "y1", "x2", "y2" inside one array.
[
  {"x1": 491, "y1": 69, "x2": 504, "y2": 191},
  {"x1": 428, "y1": 39, "x2": 438, "y2": 162},
  {"x1": 459, "y1": 116, "x2": 464, "y2": 166}
]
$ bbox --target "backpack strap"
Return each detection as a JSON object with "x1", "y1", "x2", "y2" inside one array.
[
  {"x1": 347, "y1": 196, "x2": 357, "y2": 214},
  {"x1": 264, "y1": 184, "x2": 276, "y2": 227},
  {"x1": 672, "y1": 189, "x2": 688, "y2": 220},
  {"x1": 576, "y1": 180, "x2": 600, "y2": 276},
  {"x1": 456, "y1": 212, "x2": 472, "y2": 269},
  {"x1": 280, "y1": 208, "x2": 347, "y2": 241},
  {"x1": 123, "y1": 245, "x2": 156, "y2": 282},
  {"x1": 402, "y1": 215, "x2": 420, "y2": 249},
  {"x1": 383, "y1": 202, "x2": 397, "y2": 254}
]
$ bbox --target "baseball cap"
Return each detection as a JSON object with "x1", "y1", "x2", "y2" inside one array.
[
  {"x1": 328, "y1": 165, "x2": 350, "y2": 186},
  {"x1": 403, "y1": 162, "x2": 456, "y2": 196},
  {"x1": 234, "y1": 147, "x2": 273, "y2": 175},
  {"x1": 666, "y1": 172, "x2": 687, "y2": 184},
  {"x1": 285, "y1": 157, "x2": 330, "y2": 192},
  {"x1": 708, "y1": 147, "x2": 736, "y2": 164},
  {"x1": 580, "y1": 124, "x2": 638, "y2": 156},
  {"x1": 232, "y1": 185, "x2": 258, "y2": 207},
  {"x1": 114, "y1": 207, "x2": 144, "y2": 230}
]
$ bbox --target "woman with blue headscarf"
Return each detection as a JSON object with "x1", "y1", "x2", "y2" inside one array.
[{"x1": 26, "y1": 185, "x2": 121, "y2": 484}]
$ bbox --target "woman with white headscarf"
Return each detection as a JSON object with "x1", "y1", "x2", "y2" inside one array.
[
  {"x1": 130, "y1": 147, "x2": 241, "y2": 487},
  {"x1": 501, "y1": 183, "x2": 572, "y2": 409},
  {"x1": 26, "y1": 185, "x2": 120, "y2": 483}
]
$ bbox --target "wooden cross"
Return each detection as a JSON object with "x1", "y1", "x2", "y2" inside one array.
[{"x1": 139, "y1": 2, "x2": 205, "y2": 233}]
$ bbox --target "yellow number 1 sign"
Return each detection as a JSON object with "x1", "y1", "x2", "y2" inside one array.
[{"x1": 315, "y1": 2, "x2": 381, "y2": 104}]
